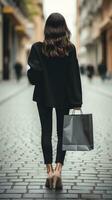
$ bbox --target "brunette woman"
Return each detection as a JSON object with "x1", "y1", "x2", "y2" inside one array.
[{"x1": 27, "y1": 12, "x2": 82, "y2": 190}]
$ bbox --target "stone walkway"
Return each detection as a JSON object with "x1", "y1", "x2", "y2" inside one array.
[{"x1": 0, "y1": 76, "x2": 112, "y2": 199}]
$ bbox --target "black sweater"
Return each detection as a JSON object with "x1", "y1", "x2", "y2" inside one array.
[{"x1": 27, "y1": 41, "x2": 82, "y2": 109}]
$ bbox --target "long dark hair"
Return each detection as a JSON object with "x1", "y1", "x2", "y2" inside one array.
[{"x1": 42, "y1": 12, "x2": 73, "y2": 57}]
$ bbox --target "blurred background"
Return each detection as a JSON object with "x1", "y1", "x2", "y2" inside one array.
[
  {"x1": 0, "y1": 0, "x2": 112, "y2": 81},
  {"x1": 0, "y1": 1, "x2": 112, "y2": 199}
]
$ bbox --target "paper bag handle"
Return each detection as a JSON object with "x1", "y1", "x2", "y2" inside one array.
[{"x1": 71, "y1": 108, "x2": 83, "y2": 114}]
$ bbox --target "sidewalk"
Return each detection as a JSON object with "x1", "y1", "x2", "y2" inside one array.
[
  {"x1": 0, "y1": 74, "x2": 112, "y2": 199},
  {"x1": 0, "y1": 75, "x2": 112, "y2": 105},
  {"x1": 82, "y1": 75, "x2": 112, "y2": 98},
  {"x1": 0, "y1": 76, "x2": 29, "y2": 105}
]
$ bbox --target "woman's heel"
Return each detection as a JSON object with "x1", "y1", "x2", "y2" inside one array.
[
  {"x1": 53, "y1": 163, "x2": 63, "y2": 190},
  {"x1": 45, "y1": 164, "x2": 54, "y2": 190},
  {"x1": 53, "y1": 175, "x2": 62, "y2": 190},
  {"x1": 45, "y1": 177, "x2": 53, "y2": 189}
]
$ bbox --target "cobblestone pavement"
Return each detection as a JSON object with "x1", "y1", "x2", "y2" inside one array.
[
  {"x1": 82, "y1": 76, "x2": 112, "y2": 98},
  {"x1": 0, "y1": 76, "x2": 112, "y2": 200},
  {"x1": 0, "y1": 76, "x2": 29, "y2": 104}
]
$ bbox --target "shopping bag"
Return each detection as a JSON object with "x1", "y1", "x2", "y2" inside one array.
[{"x1": 62, "y1": 109, "x2": 94, "y2": 151}]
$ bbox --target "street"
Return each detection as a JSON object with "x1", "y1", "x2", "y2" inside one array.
[{"x1": 0, "y1": 76, "x2": 112, "y2": 200}]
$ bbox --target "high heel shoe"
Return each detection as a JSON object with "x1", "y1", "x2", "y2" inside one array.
[
  {"x1": 53, "y1": 163, "x2": 63, "y2": 190},
  {"x1": 45, "y1": 164, "x2": 54, "y2": 189}
]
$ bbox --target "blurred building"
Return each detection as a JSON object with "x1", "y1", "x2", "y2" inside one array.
[
  {"x1": 32, "y1": 1, "x2": 44, "y2": 43},
  {"x1": 0, "y1": 0, "x2": 44, "y2": 80},
  {"x1": 75, "y1": 0, "x2": 80, "y2": 54},
  {"x1": 77, "y1": 0, "x2": 112, "y2": 76}
]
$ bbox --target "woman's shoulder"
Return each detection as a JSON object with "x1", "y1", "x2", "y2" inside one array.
[
  {"x1": 68, "y1": 42, "x2": 77, "y2": 57},
  {"x1": 69, "y1": 42, "x2": 76, "y2": 52},
  {"x1": 31, "y1": 41, "x2": 43, "y2": 49},
  {"x1": 30, "y1": 41, "x2": 43, "y2": 56}
]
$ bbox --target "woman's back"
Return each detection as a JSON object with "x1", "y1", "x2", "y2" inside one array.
[
  {"x1": 27, "y1": 12, "x2": 82, "y2": 109},
  {"x1": 27, "y1": 41, "x2": 82, "y2": 109},
  {"x1": 39, "y1": 41, "x2": 71, "y2": 105}
]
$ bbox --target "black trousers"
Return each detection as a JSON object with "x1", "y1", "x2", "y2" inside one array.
[{"x1": 36, "y1": 103, "x2": 69, "y2": 165}]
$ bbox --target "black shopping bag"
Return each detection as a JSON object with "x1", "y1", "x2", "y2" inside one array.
[{"x1": 62, "y1": 109, "x2": 94, "y2": 151}]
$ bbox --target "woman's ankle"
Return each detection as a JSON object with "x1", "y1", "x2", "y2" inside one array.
[
  {"x1": 55, "y1": 162, "x2": 63, "y2": 173},
  {"x1": 46, "y1": 164, "x2": 54, "y2": 174}
]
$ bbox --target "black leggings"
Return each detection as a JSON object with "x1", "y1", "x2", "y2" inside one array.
[{"x1": 37, "y1": 103, "x2": 69, "y2": 165}]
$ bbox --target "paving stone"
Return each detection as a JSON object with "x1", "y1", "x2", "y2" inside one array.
[
  {"x1": 93, "y1": 190, "x2": 106, "y2": 194},
  {"x1": 28, "y1": 185, "x2": 47, "y2": 189},
  {"x1": 104, "y1": 180, "x2": 112, "y2": 183},
  {"x1": 0, "y1": 185, "x2": 11, "y2": 190},
  {"x1": 97, "y1": 183, "x2": 112, "y2": 186},
  {"x1": 23, "y1": 193, "x2": 43, "y2": 198},
  {"x1": 0, "y1": 183, "x2": 13, "y2": 187},
  {"x1": 0, "y1": 190, "x2": 4, "y2": 193},
  {"x1": 28, "y1": 189, "x2": 67, "y2": 193},
  {"x1": 77, "y1": 182, "x2": 96, "y2": 186},
  {"x1": 6, "y1": 189, "x2": 27, "y2": 193},
  {"x1": 81, "y1": 194, "x2": 101, "y2": 199},
  {"x1": 0, "y1": 193, "x2": 22, "y2": 198},
  {"x1": 43, "y1": 193, "x2": 78, "y2": 198},
  {"x1": 106, "y1": 190, "x2": 112, "y2": 194},
  {"x1": 12, "y1": 199, "x2": 82, "y2": 200},
  {"x1": 68, "y1": 189, "x2": 91, "y2": 193},
  {"x1": 9, "y1": 179, "x2": 24, "y2": 182},
  {"x1": 102, "y1": 194, "x2": 112, "y2": 198},
  {"x1": 14, "y1": 183, "x2": 28, "y2": 186},
  {"x1": 95, "y1": 186, "x2": 112, "y2": 190},
  {"x1": 0, "y1": 179, "x2": 8, "y2": 182},
  {"x1": 72, "y1": 186, "x2": 93, "y2": 190},
  {"x1": 77, "y1": 176, "x2": 99, "y2": 180},
  {"x1": 13, "y1": 186, "x2": 27, "y2": 189}
]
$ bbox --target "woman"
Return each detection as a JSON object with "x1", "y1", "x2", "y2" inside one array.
[{"x1": 27, "y1": 12, "x2": 82, "y2": 190}]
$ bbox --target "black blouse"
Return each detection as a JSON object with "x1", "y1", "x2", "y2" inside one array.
[{"x1": 27, "y1": 41, "x2": 82, "y2": 109}]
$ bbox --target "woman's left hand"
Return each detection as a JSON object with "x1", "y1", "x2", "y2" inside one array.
[{"x1": 73, "y1": 107, "x2": 81, "y2": 110}]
